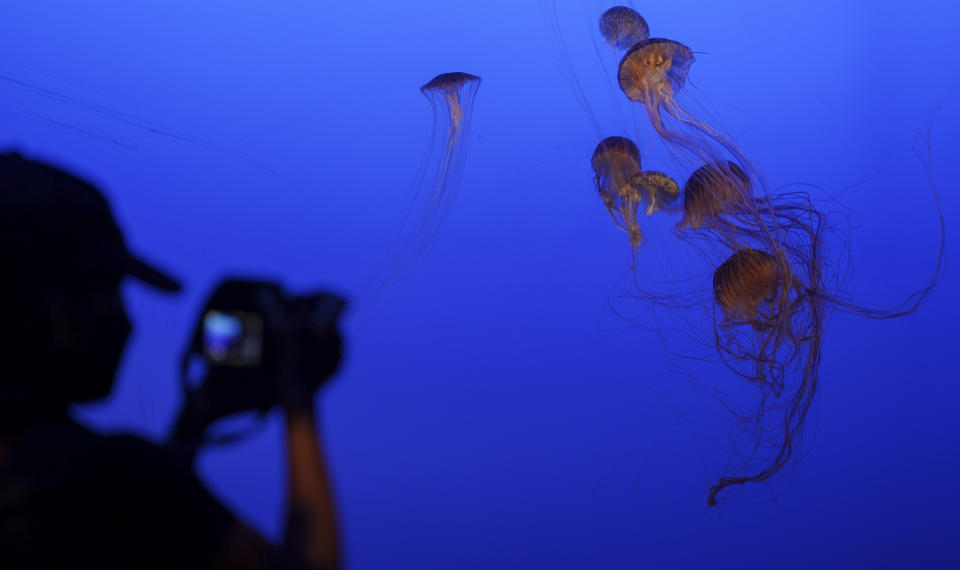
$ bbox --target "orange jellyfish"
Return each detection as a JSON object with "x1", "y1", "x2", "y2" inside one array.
[
  {"x1": 380, "y1": 72, "x2": 481, "y2": 288},
  {"x1": 713, "y1": 248, "x2": 782, "y2": 327},
  {"x1": 618, "y1": 38, "x2": 756, "y2": 172},
  {"x1": 707, "y1": 246, "x2": 822, "y2": 507},
  {"x1": 415, "y1": 72, "x2": 482, "y2": 241},
  {"x1": 592, "y1": 136, "x2": 678, "y2": 250},
  {"x1": 679, "y1": 162, "x2": 753, "y2": 231},
  {"x1": 634, "y1": 170, "x2": 680, "y2": 215},
  {"x1": 599, "y1": 7, "x2": 649, "y2": 52}
]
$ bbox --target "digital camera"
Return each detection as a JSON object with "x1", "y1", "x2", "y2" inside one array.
[{"x1": 181, "y1": 278, "x2": 345, "y2": 416}]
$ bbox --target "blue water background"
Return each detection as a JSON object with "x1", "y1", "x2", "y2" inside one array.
[{"x1": 3, "y1": 1, "x2": 958, "y2": 568}]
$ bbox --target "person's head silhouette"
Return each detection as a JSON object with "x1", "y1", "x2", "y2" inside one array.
[
  {"x1": 0, "y1": 151, "x2": 180, "y2": 430},
  {"x1": 0, "y1": 152, "x2": 342, "y2": 570}
]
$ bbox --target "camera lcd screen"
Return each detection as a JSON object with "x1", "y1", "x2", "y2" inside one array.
[{"x1": 202, "y1": 310, "x2": 264, "y2": 366}]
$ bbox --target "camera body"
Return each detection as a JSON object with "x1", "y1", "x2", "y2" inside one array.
[{"x1": 181, "y1": 278, "x2": 345, "y2": 418}]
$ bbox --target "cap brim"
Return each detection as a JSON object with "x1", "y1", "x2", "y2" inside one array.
[{"x1": 126, "y1": 254, "x2": 181, "y2": 292}]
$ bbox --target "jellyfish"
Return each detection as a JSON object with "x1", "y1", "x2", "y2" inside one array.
[
  {"x1": 592, "y1": 136, "x2": 678, "y2": 249},
  {"x1": 713, "y1": 248, "x2": 780, "y2": 325},
  {"x1": 634, "y1": 170, "x2": 680, "y2": 215},
  {"x1": 679, "y1": 161, "x2": 753, "y2": 231},
  {"x1": 706, "y1": 245, "x2": 823, "y2": 507},
  {"x1": 617, "y1": 39, "x2": 691, "y2": 104},
  {"x1": 415, "y1": 72, "x2": 482, "y2": 239},
  {"x1": 599, "y1": 7, "x2": 649, "y2": 51},
  {"x1": 592, "y1": 136, "x2": 645, "y2": 247},
  {"x1": 378, "y1": 72, "x2": 481, "y2": 290},
  {"x1": 617, "y1": 37, "x2": 760, "y2": 175}
]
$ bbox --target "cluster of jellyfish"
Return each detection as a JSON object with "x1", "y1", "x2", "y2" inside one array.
[{"x1": 583, "y1": 5, "x2": 945, "y2": 505}]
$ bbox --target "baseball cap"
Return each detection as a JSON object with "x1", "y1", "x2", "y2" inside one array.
[{"x1": 0, "y1": 151, "x2": 181, "y2": 292}]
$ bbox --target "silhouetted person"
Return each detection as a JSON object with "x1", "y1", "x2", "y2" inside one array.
[{"x1": 0, "y1": 152, "x2": 341, "y2": 569}]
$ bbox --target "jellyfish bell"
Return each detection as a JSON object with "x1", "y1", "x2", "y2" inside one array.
[
  {"x1": 421, "y1": 72, "x2": 481, "y2": 130},
  {"x1": 713, "y1": 248, "x2": 780, "y2": 325},
  {"x1": 618, "y1": 38, "x2": 694, "y2": 106},
  {"x1": 680, "y1": 161, "x2": 752, "y2": 230},
  {"x1": 632, "y1": 170, "x2": 680, "y2": 215},
  {"x1": 591, "y1": 136, "x2": 642, "y2": 199},
  {"x1": 421, "y1": 71, "x2": 481, "y2": 92},
  {"x1": 599, "y1": 6, "x2": 650, "y2": 51}
]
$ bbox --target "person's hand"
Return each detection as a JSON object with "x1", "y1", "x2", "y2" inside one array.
[{"x1": 276, "y1": 320, "x2": 343, "y2": 413}]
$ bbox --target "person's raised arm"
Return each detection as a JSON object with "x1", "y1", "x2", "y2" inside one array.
[
  {"x1": 171, "y1": 320, "x2": 344, "y2": 570},
  {"x1": 210, "y1": 399, "x2": 340, "y2": 570},
  {"x1": 281, "y1": 404, "x2": 339, "y2": 570}
]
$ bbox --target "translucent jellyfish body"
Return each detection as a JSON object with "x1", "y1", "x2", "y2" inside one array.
[
  {"x1": 634, "y1": 171, "x2": 680, "y2": 215},
  {"x1": 712, "y1": 248, "x2": 780, "y2": 323},
  {"x1": 707, "y1": 246, "x2": 819, "y2": 506},
  {"x1": 380, "y1": 72, "x2": 481, "y2": 289},
  {"x1": 618, "y1": 37, "x2": 757, "y2": 174},
  {"x1": 591, "y1": 136, "x2": 678, "y2": 249},
  {"x1": 416, "y1": 72, "x2": 482, "y2": 239},
  {"x1": 679, "y1": 161, "x2": 753, "y2": 231},
  {"x1": 618, "y1": 38, "x2": 693, "y2": 110},
  {"x1": 599, "y1": 7, "x2": 649, "y2": 51}
]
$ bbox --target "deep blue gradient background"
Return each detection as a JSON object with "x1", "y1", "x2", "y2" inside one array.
[{"x1": 3, "y1": 1, "x2": 958, "y2": 568}]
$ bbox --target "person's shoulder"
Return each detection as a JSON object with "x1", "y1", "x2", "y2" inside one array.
[
  {"x1": 2, "y1": 420, "x2": 241, "y2": 569},
  {"x1": 2, "y1": 419, "x2": 107, "y2": 480},
  {"x1": 98, "y1": 428, "x2": 181, "y2": 470},
  {"x1": 22, "y1": 419, "x2": 172, "y2": 474}
]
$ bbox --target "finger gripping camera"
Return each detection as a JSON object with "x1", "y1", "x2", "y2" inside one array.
[{"x1": 180, "y1": 278, "x2": 346, "y2": 419}]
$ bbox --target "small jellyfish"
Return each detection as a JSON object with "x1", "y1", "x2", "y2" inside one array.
[
  {"x1": 379, "y1": 72, "x2": 481, "y2": 290},
  {"x1": 679, "y1": 161, "x2": 752, "y2": 230},
  {"x1": 416, "y1": 72, "x2": 482, "y2": 237},
  {"x1": 712, "y1": 248, "x2": 780, "y2": 325},
  {"x1": 633, "y1": 170, "x2": 680, "y2": 215},
  {"x1": 591, "y1": 136, "x2": 678, "y2": 248},
  {"x1": 599, "y1": 7, "x2": 650, "y2": 51},
  {"x1": 421, "y1": 72, "x2": 481, "y2": 135}
]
